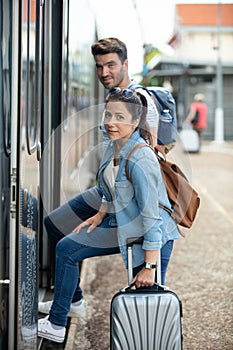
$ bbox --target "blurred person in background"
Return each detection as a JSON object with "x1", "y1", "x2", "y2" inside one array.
[{"x1": 185, "y1": 93, "x2": 208, "y2": 146}]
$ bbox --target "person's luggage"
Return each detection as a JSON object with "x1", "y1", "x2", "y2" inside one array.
[
  {"x1": 110, "y1": 238, "x2": 183, "y2": 350},
  {"x1": 126, "y1": 143, "x2": 200, "y2": 230},
  {"x1": 180, "y1": 126, "x2": 200, "y2": 153},
  {"x1": 128, "y1": 83, "x2": 178, "y2": 147}
]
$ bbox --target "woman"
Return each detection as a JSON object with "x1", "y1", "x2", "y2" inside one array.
[{"x1": 38, "y1": 88, "x2": 179, "y2": 343}]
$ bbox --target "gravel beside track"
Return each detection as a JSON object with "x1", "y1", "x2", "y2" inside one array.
[{"x1": 71, "y1": 143, "x2": 233, "y2": 350}]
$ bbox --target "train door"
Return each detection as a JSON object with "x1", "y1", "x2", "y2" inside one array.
[
  {"x1": 39, "y1": 0, "x2": 100, "y2": 290},
  {"x1": 8, "y1": 1, "x2": 43, "y2": 348}
]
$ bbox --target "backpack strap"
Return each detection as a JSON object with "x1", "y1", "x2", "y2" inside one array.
[
  {"x1": 127, "y1": 82, "x2": 142, "y2": 90},
  {"x1": 128, "y1": 83, "x2": 151, "y2": 97},
  {"x1": 125, "y1": 143, "x2": 148, "y2": 182},
  {"x1": 125, "y1": 143, "x2": 176, "y2": 225},
  {"x1": 125, "y1": 143, "x2": 167, "y2": 183},
  {"x1": 128, "y1": 83, "x2": 158, "y2": 109}
]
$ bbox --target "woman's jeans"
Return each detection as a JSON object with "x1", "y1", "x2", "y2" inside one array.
[{"x1": 44, "y1": 186, "x2": 174, "y2": 327}]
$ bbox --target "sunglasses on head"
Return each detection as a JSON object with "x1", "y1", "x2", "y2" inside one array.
[{"x1": 107, "y1": 88, "x2": 137, "y2": 100}]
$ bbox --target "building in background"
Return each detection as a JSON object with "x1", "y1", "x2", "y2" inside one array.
[{"x1": 147, "y1": 1, "x2": 233, "y2": 141}]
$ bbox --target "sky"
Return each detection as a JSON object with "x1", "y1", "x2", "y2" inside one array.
[
  {"x1": 176, "y1": 0, "x2": 233, "y2": 3},
  {"x1": 88, "y1": 0, "x2": 176, "y2": 76},
  {"x1": 71, "y1": 0, "x2": 233, "y2": 77}
]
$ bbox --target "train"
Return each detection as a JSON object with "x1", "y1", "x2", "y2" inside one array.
[
  {"x1": 5, "y1": 1, "x2": 231, "y2": 349},
  {"x1": 0, "y1": 0, "x2": 107, "y2": 348}
]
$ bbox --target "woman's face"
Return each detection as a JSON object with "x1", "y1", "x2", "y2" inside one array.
[{"x1": 104, "y1": 101, "x2": 139, "y2": 142}]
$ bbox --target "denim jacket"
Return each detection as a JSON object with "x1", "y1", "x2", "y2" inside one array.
[{"x1": 97, "y1": 130, "x2": 179, "y2": 268}]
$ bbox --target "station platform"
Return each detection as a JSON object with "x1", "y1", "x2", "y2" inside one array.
[{"x1": 41, "y1": 141, "x2": 233, "y2": 350}]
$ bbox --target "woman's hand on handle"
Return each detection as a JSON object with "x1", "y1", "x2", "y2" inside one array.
[
  {"x1": 130, "y1": 249, "x2": 159, "y2": 288},
  {"x1": 130, "y1": 268, "x2": 155, "y2": 288}
]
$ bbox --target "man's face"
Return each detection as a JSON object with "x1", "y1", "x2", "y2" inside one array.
[{"x1": 94, "y1": 53, "x2": 128, "y2": 90}]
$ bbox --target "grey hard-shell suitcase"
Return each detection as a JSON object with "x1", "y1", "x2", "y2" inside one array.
[
  {"x1": 110, "y1": 238, "x2": 182, "y2": 350},
  {"x1": 180, "y1": 127, "x2": 200, "y2": 153}
]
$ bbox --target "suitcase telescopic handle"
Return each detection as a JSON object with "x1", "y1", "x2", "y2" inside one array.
[
  {"x1": 126, "y1": 237, "x2": 161, "y2": 286},
  {"x1": 127, "y1": 238, "x2": 143, "y2": 284}
]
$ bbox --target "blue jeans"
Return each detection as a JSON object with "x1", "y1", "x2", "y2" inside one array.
[
  {"x1": 44, "y1": 186, "x2": 102, "y2": 301},
  {"x1": 44, "y1": 186, "x2": 174, "y2": 326}
]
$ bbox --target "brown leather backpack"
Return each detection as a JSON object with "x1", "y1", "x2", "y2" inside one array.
[{"x1": 125, "y1": 143, "x2": 200, "y2": 230}]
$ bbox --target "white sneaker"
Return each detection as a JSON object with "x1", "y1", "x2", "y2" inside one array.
[
  {"x1": 38, "y1": 299, "x2": 87, "y2": 318},
  {"x1": 38, "y1": 316, "x2": 65, "y2": 343},
  {"x1": 21, "y1": 324, "x2": 37, "y2": 341}
]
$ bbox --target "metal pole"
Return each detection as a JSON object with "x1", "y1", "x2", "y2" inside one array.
[{"x1": 214, "y1": 0, "x2": 224, "y2": 143}]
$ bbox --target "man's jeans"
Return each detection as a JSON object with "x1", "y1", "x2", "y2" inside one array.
[{"x1": 44, "y1": 186, "x2": 174, "y2": 326}]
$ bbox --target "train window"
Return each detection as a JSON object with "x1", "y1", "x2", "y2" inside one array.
[
  {"x1": 60, "y1": 0, "x2": 98, "y2": 201},
  {"x1": 21, "y1": 0, "x2": 41, "y2": 155},
  {"x1": 67, "y1": 0, "x2": 96, "y2": 116},
  {"x1": 0, "y1": 0, "x2": 12, "y2": 156}
]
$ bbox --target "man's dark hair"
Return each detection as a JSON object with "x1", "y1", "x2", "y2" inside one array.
[{"x1": 91, "y1": 37, "x2": 128, "y2": 64}]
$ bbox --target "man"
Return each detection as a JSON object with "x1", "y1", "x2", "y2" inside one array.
[
  {"x1": 91, "y1": 37, "x2": 158, "y2": 146},
  {"x1": 38, "y1": 37, "x2": 159, "y2": 318}
]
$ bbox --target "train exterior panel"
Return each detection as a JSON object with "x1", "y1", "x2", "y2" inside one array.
[{"x1": 0, "y1": 0, "x2": 100, "y2": 348}]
